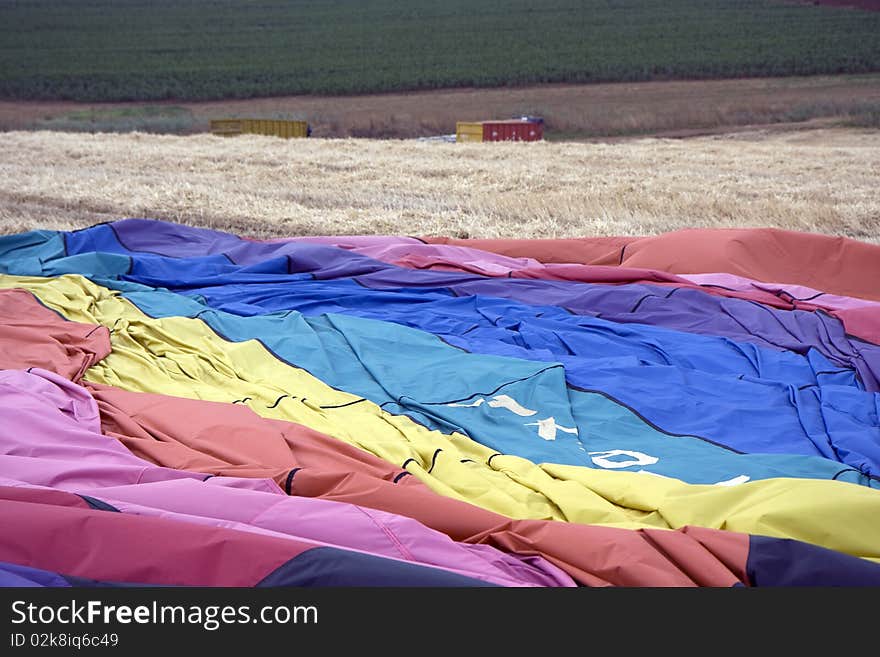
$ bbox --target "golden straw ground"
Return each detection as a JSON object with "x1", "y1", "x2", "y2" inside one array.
[{"x1": 1, "y1": 128, "x2": 878, "y2": 241}]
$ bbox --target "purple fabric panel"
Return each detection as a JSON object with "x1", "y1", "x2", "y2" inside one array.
[
  {"x1": 0, "y1": 456, "x2": 201, "y2": 489},
  {"x1": 203, "y1": 476, "x2": 285, "y2": 494},
  {"x1": 0, "y1": 561, "x2": 72, "y2": 587},
  {"x1": 0, "y1": 369, "x2": 204, "y2": 486}
]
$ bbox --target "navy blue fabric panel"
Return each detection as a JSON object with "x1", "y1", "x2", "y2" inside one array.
[
  {"x1": 0, "y1": 564, "x2": 158, "y2": 589},
  {"x1": 257, "y1": 547, "x2": 497, "y2": 587},
  {"x1": 0, "y1": 561, "x2": 72, "y2": 587},
  {"x1": 747, "y1": 536, "x2": 880, "y2": 586},
  {"x1": 77, "y1": 495, "x2": 121, "y2": 513},
  {"x1": 60, "y1": 575, "x2": 172, "y2": 588}
]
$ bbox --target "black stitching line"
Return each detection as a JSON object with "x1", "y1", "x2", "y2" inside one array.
[
  {"x1": 567, "y1": 382, "x2": 744, "y2": 453},
  {"x1": 628, "y1": 287, "x2": 678, "y2": 313},
  {"x1": 83, "y1": 325, "x2": 105, "y2": 338},
  {"x1": 415, "y1": 363, "x2": 563, "y2": 407},
  {"x1": 67, "y1": 220, "x2": 116, "y2": 234},
  {"x1": 267, "y1": 395, "x2": 289, "y2": 408},
  {"x1": 831, "y1": 467, "x2": 879, "y2": 485},
  {"x1": 318, "y1": 399, "x2": 367, "y2": 409},
  {"x1": 427, "y1": 449, "x2": 442, "y2": 473},
  {"x1": 284, "y1": 468, "x2": 302, "y2": 495}
]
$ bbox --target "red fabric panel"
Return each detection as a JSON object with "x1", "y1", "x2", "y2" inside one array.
[
  {"x1": 0, "y1": 485, "x2": 93, "y2": 510},
  {"x1": 677, "y1": 525, "x2": 750, "y2": 585},
  {"x1": 0, "y1": 486, "x2": 313, "y2": 586},
  {"x1": 0, "y1": 288, "x2": 110, "y2": 381},
  {"x1": 91, "y1": 382, "x2": 411, "y2": 492}
]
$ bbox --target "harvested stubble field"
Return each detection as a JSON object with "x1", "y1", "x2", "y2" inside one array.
[{"x1": 1, "y1": 128, "x2": 878, "y2": 243}]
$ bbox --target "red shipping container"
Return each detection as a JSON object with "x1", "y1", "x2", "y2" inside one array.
[{"x1": 481, "y1": 120, "x2": 543, "y2": 142}]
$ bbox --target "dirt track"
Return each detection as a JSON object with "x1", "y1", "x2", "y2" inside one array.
[
  {"x1": 810, "y1": 0, "x2": 880, "y2": 10},
  {"x1": 1, "y1": 74, "x2": 879, "y2": 139}
]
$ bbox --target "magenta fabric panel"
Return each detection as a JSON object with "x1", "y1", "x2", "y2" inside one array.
[
  {"x1": 0, "y1": 485, "x2": 316, "y2": 586},
  {"x1": 683, "y1": 273, "x2": 880, "y2": 311}
]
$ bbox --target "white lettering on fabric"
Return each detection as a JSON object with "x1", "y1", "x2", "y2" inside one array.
[
  {"x1": 589, "y1": 449, "x2": 659, "y2": 469},
  {"x1": 448, "y1": 398, "x2": 486, "y2": 408},
  {"x1": 447, "y1": 395, "x2": 579, "y2": 441},
  {"x1": 486, "y1": 395, "x2": 537, "y2": 416},
  {"x1": 525, "y1": 417, "x2": 579, "y2": 441},
  {"x1": 448, "y1": 394, "x2": 537, "y2": 416}
]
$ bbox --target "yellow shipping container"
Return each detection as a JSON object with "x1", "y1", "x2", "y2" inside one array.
[
  {"x1": 209, "y1": 119, "x2": 244, "y2": 137},
  {"x1": 210, "y1": 118, "x2": 309, "y2": 139},
  {"x1": 456, "y1": 122, "x2": 483, "y2": 143}
]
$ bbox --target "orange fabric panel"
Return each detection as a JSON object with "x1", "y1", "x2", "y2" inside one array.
[{"x1": 422, "y1": 228, "x2": 880, "y2": 302}]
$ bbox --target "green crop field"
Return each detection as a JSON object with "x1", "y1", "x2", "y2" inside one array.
[{"x1": 1, "y1": 0, "x2": 879, "y2": 101}]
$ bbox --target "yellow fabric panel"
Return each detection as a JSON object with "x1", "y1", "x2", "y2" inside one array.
[
  {"x1": 544, "y1": 464, "x2": 880, "y2": 562},
  {"x1": 3, "y1": 273, "x2": 879, "y2": 561}
]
